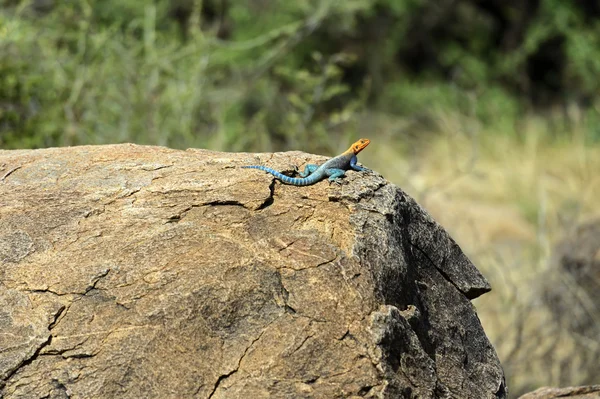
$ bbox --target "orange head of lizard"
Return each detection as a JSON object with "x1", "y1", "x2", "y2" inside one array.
[{"x1": 349, "y1": 138, "x2": 370, "y2": 155}]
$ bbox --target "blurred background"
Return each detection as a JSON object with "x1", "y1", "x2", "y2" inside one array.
[{"x1": 1, "y1": 0, "x2": 599, "y2": 395}]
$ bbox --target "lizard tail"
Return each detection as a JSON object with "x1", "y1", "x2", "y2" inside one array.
[{"x1": 241, "y1": 165, "x2": 317, "y2": 186}]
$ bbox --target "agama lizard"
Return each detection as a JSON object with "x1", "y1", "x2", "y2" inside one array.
[{"x1": 241, "y1": 138, "x2": 370, "y2": 185}]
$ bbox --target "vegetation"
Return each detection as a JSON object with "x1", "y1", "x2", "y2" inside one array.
[
  {"x1": 2, "y1": 0, "x2": 600, "y2": 395},
  {"x1": 2, "y1": 0, "x2": 600, "y2": 150}
]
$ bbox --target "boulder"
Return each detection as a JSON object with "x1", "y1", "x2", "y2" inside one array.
[
  {"x1": 0, "y1": 144, "x2": 506, "y2": 398},
  {"x1": 541, "y1": 220, "x2": 600, "y2": 386},
  {"x1": 544, "y1": 219, "x2": 600, "y2": 340},
  {"x1": 518, "y1": 385, "x2": 600, "y2": 399}
]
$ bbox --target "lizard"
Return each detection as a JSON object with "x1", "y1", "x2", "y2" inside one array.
[{"x1": 241, "y1": 138, "x2": 370, "y2": 185}]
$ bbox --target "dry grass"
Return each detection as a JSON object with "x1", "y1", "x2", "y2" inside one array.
[{"x1": 359, "y1": 113, "x2": 600, "y2": 396}]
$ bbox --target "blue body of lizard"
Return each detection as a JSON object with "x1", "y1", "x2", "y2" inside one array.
[{"x1": 241, "y1": 138, "x2": 370, "y2": 186}]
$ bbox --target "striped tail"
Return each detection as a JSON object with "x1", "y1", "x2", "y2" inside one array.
[{"x1": 241, "y1": 165, "x2": 319, "y2": 186}]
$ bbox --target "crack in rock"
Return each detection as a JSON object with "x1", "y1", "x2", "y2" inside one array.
[
  {"x1": 206, "y1": 326, "x2": 270, "y2": 398},
  {"x1": 1, "y1": 305, "x2": 65, "y2": 388},
  {"x1": 410, "y1": 242, "x2": 466, "y2": 297},
  {"x1": 23, "y1": 268, "x2": 110, "y2": 297},
  {"x1": 257, "y1": 179, "x2": 276, "y2": 210}
]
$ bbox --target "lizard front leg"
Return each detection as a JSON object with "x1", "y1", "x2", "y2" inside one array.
[{"x1": 350, "y1": 155, "x2": 370, "y2": 172}]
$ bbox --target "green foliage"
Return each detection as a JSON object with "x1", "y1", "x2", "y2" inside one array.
[
  {"x1": 1, "y1": 0, "x2": 600, "y2": 150},
  {"x1": 0, "y1": 0, "x2": 363, "y2": 151}
]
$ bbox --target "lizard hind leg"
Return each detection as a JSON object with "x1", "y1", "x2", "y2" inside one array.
[
  {"x1": 325, "y1": 168, "x2": 347, "y2": 184},
  {"x1": 299, "y1": 164, "x2": 319, "y2": 177}
]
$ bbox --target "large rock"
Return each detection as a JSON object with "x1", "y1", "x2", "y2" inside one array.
[
  {"x1": 518, "y1": 385, "x2": 600, "y2": 399},
  {"x1": 544, "y1": 220, "x2": 600, "y2": 340},
  {"x1": 0, "y1": 144, "x2": 506, "y2": 398},
  {"x1": 541, "y1": 220, "x2": 600, "y2": 386}
]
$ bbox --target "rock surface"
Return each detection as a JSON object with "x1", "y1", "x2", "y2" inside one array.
[
  {"x1": 518, "y1": 385, "x2": 600, "y2": 399},
  {"x1": 0, "y1": 144, "x2": 506, "y2": 398}
]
